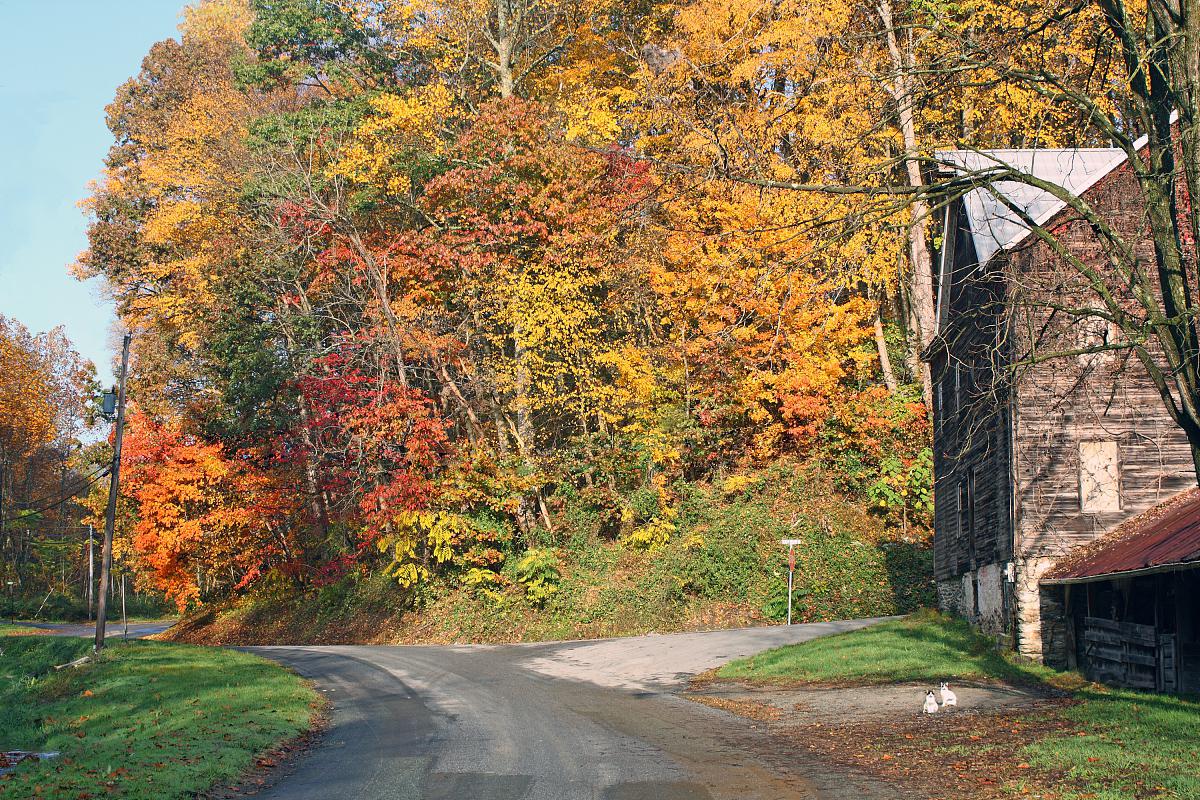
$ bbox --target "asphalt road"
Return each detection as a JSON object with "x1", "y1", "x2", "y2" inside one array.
[
  {"x1": 248, "y1": 619, "x2": 903, "y2": 800},
  {"x1": 19, "y1": 620, "x2": 175, "y2": 638}
]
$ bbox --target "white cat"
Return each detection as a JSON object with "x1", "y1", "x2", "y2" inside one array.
[
  {"x1": 939, "y1": 682, "x2": 958, "y2": 708},
  {"x1": 922, "y1": 690, "x2": 939, "y2": 714}
]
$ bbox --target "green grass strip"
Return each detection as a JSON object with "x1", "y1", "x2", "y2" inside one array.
[
  {"x1": 0, "y1": 636, "x2": 318, "y2": 799},
  {"x1": 717, "y1": 609, "x2": 1057, "y2": 685},
  {"x1": 1024, "y1": 686, "x2": 1200, "y2": 800},
  {"x1": 717, "y1": 609, "x2": 1200, "y2": 799}
]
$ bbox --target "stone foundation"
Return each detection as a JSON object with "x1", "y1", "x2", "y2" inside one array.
[
  {"x1": 940, "y1": 557, "x2": 1065, "y2": 663},
  {"x1": 1013, "y1": 556, "x2": 1059, "y2": 662},
  {"x1": 937, "y1": 562, "x2": 1007, "y2": 636}
]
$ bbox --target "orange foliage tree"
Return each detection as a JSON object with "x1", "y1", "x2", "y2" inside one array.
[{"x1": 121, "y1": 412, "x2": 299, "y2": 608}]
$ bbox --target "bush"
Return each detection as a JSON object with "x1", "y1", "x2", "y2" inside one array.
[{"x1": 514, "y1": 548, "x2": 561, "y2": 606}]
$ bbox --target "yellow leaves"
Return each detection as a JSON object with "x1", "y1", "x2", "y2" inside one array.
[
  {"x1": 376, "y1": 511, "x2": 473, "y2": 587},
  {"x1": 330, "y1": 85, "x2": 460, "y2": 193},
  {"x1": 0, "y1": 316, "x2": 58, "y2": 462},
  {"x1": 180, "y1": 0, "x2": 253, "y2": 43},
  {"x1": 649, "y1": 175, "x2": 879, "y2": 457},
  {"x1": 623, "y1": 516, "x2": 675, "y2": 551},
  {"x1": 721, "y1": 474, "x2": 756, "y2": 495}
]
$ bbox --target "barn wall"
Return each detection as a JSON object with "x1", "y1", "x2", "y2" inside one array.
[
  {"x1": 932, "y1": 200, "x2": 1015, "y2": 637},
  {"x1": 1006, "y1": 163, "x2": 1197, "y2": 660}
]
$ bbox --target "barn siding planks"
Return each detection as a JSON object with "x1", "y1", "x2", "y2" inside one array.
[
  {"x1": 932, "y1": 199, "x2": 1014, "y2": 588},
  {"x1": 932, "y1": 160, "x2": 1197, "y2": 658},
  {"x1": 1006, "y1": 163, "x2": 1196, "y2": 566}
]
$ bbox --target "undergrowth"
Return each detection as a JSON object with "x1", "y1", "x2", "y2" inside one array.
[{"x1": 166, "y1": 461, "x2": 935, "y2": 645}]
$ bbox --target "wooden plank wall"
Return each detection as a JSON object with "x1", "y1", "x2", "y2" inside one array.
[
  {"x1": 932, "y1": 199, "x2": 1014, "y2": 584},
  {"x1": 1006, "y1": 163, "x2": 1197, "y2": 563}
]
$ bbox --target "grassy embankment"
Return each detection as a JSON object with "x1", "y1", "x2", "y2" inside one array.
[
  {"x1": 0, "y1": 635, "x2": 320, "y2": 800},
  {"x1": 3, "y1": 592, "x2": 171, "y2": 624},
  {"x1": 166, "y1": 462, "x2": 936, "y2": 645},
  {"x1": 719, "y1": 611, "x2": 1200, "y2": 799}
]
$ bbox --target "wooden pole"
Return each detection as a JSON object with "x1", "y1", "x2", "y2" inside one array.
[
  {"x1": 87, "y1": 525, "x2": 94, "y2": 620},
  {"x1": 95, "y1": 333, "x2": 131, "y2": 653}
]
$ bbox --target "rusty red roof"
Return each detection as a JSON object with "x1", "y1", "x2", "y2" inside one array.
[{"x1": 1043, "y1": 486, "x2": 1200, "y2": 584}]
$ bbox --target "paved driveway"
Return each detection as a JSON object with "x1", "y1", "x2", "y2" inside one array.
[
  {"x1": 19, "y1": 620, "x2": 175, "y2": 638},
  {"x1": 248, "y1": 618, "x2": 902, "y2": 800}
]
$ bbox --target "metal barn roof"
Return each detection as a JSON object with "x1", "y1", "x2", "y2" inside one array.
[
  {"x1": 1043, "y1": 487, "x2": 1200, "y2": 584},
  {"x1": 937, "y1": 148, "x2": 1128, "y2": 266}
]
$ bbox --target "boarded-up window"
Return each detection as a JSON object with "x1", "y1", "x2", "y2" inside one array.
[
  {"x1": 1075, "y1": 317, "x2": 1120, "y2": 367},
  {"x1": 1080, "y1": 441, "x2": 1121, "y2": 512}
]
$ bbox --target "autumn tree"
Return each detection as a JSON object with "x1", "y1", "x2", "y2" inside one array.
[
  {"x1": 121, "y1": 412, "x2": 299, "y2": 608},
  {"x1": 0, "y1": 316, "x2": 96, "y2": 592},
  {"x1": 76, "y1": 0, "x2": 954, "y2": 607}
]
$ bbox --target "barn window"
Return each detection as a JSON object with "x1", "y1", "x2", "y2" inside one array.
[
  {"x1": 957, "y1": 471, "x2": 975, "y2": 543},
  {"x1": 1080, "y1": 440, "x2": 1121, "y2": 512},
  {"x1": 954, "y1": 361, "x2": 962, "y2": 411}
]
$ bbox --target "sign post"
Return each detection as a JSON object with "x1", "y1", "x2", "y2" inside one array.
[{"x1": 781, "y1": 539, "x2": 802, "y2": 625}]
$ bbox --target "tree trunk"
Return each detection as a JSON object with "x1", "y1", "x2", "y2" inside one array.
[
  {"x1": 879, "y1": 0, "x2": 935, "y2": 405},
  {"x1": 874, "y1": 309, "x2": 900, "y2": 392}
]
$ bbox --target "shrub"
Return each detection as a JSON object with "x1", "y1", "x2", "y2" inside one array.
[{"x1": 514, "y1": 548, "x2": 561, "y2": 606}]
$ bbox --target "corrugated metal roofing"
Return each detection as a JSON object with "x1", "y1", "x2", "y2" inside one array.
[
  {"x1": 938, "y1": 117, "x2": 1180, "y2": 267},
  {"x1": 1043, "y1": 486, "x2": 1200, "y2": 584},
  {"x1": 937, "y1": 148, "x2": 1128, "y2": 265}
]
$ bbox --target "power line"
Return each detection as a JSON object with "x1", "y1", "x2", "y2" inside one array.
[
  {"x1": 2, "y1": 461, "x2": 109, "y2": 516},
  {"x1": 0, "y1": 465, "x2": 112, "y2": 526}
]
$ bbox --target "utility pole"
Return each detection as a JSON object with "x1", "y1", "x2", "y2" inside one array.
[
  {"x1": 87, "y1": 524, "x2": 94, "y2": 620},
  {"x1": 95, "y1": 333, "x2": 131, "y2": 652}
]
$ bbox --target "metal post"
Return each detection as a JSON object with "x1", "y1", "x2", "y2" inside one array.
[
  {"x1": 95, "y1": 333, "x2": 131, "y2": 653},
  {"x1": 781, "y1": 539, "x2": 801, "y2": 626},
  {"x1": 787, "y1": 554, "x2": 794, "y2": 625},
  {"x1": 121, "y1": 574, "x2": 127, "y2": 640}
]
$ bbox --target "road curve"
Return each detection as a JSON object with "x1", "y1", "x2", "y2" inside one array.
[
  {"x1": 247, "y1": 619, "x2": 904, "y2": 800},
  {"x1": 18, "y1": 620, "x2": 176, "y2": 638}
]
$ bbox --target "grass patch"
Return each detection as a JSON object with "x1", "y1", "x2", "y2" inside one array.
[
  {"x1": 1024, "y1": 687, "x2": 1200, "y2": 799},
  {"x1": 0, "y1": 635, "x2": 318, "y2": 799},
  {"x1": 717, "y1": 609, "x2": 1056, "y2": 685},
  {"x1": 717, "y1": 610, "x2": 1200, "y2": 799}
]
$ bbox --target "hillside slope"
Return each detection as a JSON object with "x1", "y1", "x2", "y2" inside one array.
[{"x1": 164, "y1": 463, "x2": 933, "y2": 645}]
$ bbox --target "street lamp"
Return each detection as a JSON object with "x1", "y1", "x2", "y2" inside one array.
[{"x1": 6, "y1": 581, "x2": 14, "y2": 625}]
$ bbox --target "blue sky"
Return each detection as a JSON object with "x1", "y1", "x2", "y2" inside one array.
[{"x1": 0, "y1": 0, "x2": 185, "y2": 385}]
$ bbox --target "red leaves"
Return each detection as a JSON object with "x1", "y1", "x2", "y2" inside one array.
[{"x1": 298, "y1": 342, "x2": 450, "y2": 545}]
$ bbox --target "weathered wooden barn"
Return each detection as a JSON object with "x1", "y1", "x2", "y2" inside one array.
[{"x1": 926, "y1": 141, "x2": 1200, "y2": 692}]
